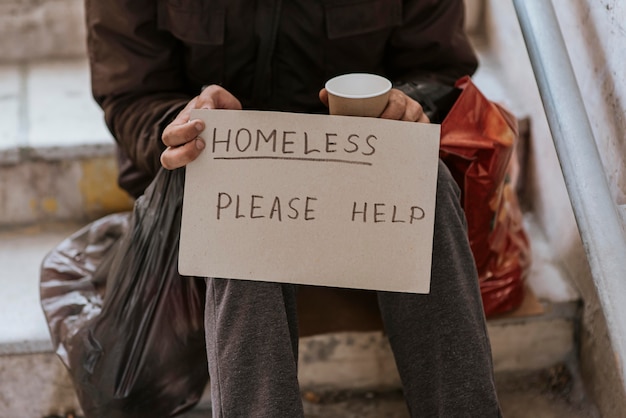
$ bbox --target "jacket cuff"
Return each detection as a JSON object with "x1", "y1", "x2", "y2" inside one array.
[{"x1": 393, "y1": 80, "x2": 462, "y2": 124}]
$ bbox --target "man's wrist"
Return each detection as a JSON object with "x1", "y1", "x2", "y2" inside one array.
[{"x1": 393, "y1": 81, "x2": 462, "y2": 124}]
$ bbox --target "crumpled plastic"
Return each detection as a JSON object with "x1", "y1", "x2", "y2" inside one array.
[
  {"x1": 40, "y1": 168, "x2": 208, "y2": 418},
  {"x1": 440, "y1": 76, "x2": 531, "y2": 317}
]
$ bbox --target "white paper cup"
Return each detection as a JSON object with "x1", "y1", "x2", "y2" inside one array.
[{"x1": 325, "y1": 73, "x2": 392, "y2": 117}]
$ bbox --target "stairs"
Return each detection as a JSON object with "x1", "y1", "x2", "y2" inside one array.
[
  {"x1": 0, "y1": 0, "x2": 600, "y2": 416},
  {"x1": 0, "y1": 58, "x2": 598, "y2": 417}
]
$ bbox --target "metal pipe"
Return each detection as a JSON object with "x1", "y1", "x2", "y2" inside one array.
[{"x1": 513, "y1": 0, "x2": 626, "y2": 383}]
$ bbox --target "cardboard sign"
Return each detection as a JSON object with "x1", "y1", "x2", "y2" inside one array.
[{"x1": 179, "y1": 109, "x2": 440, "y2": 293}]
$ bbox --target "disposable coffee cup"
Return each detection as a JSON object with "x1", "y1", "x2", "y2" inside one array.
[{"x1": 325, "y1": 73, "x2": 392, "y2": 117}]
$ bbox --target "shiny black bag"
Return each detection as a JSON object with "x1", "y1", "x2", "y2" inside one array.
[{"x1": 40, "y1": 168, "x2": 208, "y2": 417}]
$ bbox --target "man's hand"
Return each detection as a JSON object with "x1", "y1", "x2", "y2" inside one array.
[
  {"x1": 161, "y1": 85, "x2": 242, "y2": 170},
  {"x1": 319, "y1": 88, "x2": 430, "y2": 123}
]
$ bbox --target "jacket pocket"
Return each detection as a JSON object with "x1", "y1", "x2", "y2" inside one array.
[
  {"x1": 324, "y1": 0, "x2": 402, "y2": 39},
  {"x1": 157, "y1": 0, "x2": 225, "y2": 45}
]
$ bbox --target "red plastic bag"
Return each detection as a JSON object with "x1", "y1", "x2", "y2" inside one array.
[
  {"x1": 440, "y1": 76, "x2": 531, "y2": 317},
  {"x1": 40, "y1": 168, "x2": 208, "y2": 417}
]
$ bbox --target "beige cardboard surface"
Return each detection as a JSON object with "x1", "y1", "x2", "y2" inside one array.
[{"x1": 179, "y1": 109, "x2": 440, "y2": 293}]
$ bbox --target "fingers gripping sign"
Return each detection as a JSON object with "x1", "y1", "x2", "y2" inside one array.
[
  {"x1": 160, "y1": 116, "x2": 206, "y2": 170},
  {"x1": 161, "y1": 85, "x2": 242, "y2": 170}
]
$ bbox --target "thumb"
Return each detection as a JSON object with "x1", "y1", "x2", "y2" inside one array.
[{"x1": 319, "y1": 88, "x2": 329, "y2": 107}]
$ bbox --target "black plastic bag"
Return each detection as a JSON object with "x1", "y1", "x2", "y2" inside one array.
[{"x1": 40, "y1": 168, "x2": 208, "y2": 418}]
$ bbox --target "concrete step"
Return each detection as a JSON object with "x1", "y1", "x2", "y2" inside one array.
[
  {"x1": 0, "y1": 0, "x2": 86, "y2": 63},
  {"x1": 0, "y1": 51, "x2": 591, "y2": 416},
  {"x1": 0, "y1": 58, "x2": 133, "y2": 228},
  {"x1": 184, "y1": 367, "x2": 599, "y2": 418},
  {"x1": 0, "y1": 217, "x2": 584, "y2": 417}
]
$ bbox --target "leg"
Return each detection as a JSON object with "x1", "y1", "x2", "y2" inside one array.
[
  {"x1": 377, "y1": 161, "x2": 502, "y2": 417},
  {"x1": 205, "y1": 278, "x2": 303, "y2": 418}
]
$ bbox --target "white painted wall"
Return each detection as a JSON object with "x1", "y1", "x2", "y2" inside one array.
[
  {"x1": 480, "y1": 0, "x2": 626, "y2": 275},
  {"x1": 555, "y1": 0, "x2": 626, "y2": 204},
  {"x1": 478, "y1": 0, "x2": 626, "y2": 414}
]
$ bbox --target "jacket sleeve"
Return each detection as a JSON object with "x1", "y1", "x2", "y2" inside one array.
[
  {"x1": 388, "y1": 0, "x2": 478, "y2": 122},
  {"x1": 85, "y1": 0, "x2": 192, "y2": 179}
]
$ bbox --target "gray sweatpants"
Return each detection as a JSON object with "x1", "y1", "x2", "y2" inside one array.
[{"x1": 204, "y1": 161, "x2": 502, "y2": 417}]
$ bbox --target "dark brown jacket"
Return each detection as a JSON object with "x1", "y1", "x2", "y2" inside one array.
[{"x1": 86, "y1": 0, "x2": 477, "y2": 197}]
